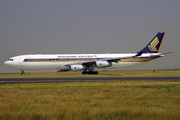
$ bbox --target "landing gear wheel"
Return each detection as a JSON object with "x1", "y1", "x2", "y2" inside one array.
[
  {"x1": 82, "y1": 71, "x2": 98, "y2": 75},
  {"x1": 21, "y1": 72, "x2": 25, "y2": 75},
  {"x1": 95, "y1": 71, "x2": 98, "y2": 74},
  {"x1": 20, "y1": 70, "x2": 25, "y2": 75},
  {"x1": 82, "y1": 71, "x2": 86, "y2": 75}
]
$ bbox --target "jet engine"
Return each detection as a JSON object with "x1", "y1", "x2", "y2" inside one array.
[
  {"x1": 70, "y1": 65, "x2": 86, "y2": 71},
  {"x1": 96, "y1": 61, "x2": 112, "y2": 68},
  {"x1": 58, "y1": 65, "x2": 71, "y2": 71}
]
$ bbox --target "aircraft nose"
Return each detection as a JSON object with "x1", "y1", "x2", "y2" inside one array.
[
  {"x1": 4, "y1": 61, "x2": 10, "y2": 66},
  {"x1": 4, "y1": 61, "x2": 8, "y2": 65}
]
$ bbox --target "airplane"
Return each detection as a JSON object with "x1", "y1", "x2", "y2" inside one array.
[{"x1": 4, "y1": 32, "x2": 170, "y2": 75}]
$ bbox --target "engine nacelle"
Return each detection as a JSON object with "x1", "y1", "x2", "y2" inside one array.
[
  {"x1": 96, "y1": 61, "x2": 112, "y2": 68},
  {"x1": 70, "y1": 65, "x2": 86, "y2": 71},
  {"x1": 58, "y1": 65, "x2": 71, "y2": 71}
]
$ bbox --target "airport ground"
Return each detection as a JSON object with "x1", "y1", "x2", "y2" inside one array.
[
  {"x1": 0, "y1": 70, "x2": 180, "y2": 120},
  {"x1": 0, "y1": 70, "x2": 180, "y2": 78}
]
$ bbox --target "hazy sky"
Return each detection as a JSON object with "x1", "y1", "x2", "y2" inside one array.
[{"x1": 1, "y1": 1, "x2": 180, "y2": 73}]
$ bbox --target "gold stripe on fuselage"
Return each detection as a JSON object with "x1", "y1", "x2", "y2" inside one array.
[{"x1": 120, "y1": 58, "x2": 151, "y2": 62}]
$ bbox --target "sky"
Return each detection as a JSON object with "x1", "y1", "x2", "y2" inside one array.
[{"x1": 0, "y1": 0, "x2": 180, "y2": 73}]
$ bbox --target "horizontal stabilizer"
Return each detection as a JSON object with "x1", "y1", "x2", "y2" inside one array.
[{"x1": 149, "y1": 52, "x2": 173, "y2": 59}]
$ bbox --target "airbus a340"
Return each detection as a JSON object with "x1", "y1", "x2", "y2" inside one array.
[{"x1": 4, "y1": 32, "x2": 170, "y2": 75}]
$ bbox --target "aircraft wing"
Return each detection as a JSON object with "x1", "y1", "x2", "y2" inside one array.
[
  {"x1": 63, "y1": 52, "x2": 172, "y2": 66},
  {"x1": 64, "y1": 55, "x2": 137, "y2": 66},
  {"x1": 101, "y1": 56, "x2": 136, "y2": 63}
]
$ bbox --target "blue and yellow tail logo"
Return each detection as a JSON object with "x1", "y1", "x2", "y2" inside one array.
[
  {"x1": 148, "y1": 37, "x2": 159, "y2": 51},
  {"x1": 137, "y1": 32, "x2": 165, "y2": 54}
]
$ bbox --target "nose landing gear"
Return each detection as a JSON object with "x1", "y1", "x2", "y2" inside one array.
[{"x1": 20, "y1": 69, "x2": 25, "y2": 75}]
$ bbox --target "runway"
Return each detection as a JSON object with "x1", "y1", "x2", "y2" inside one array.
[{"x1": 1, "y1": 77, "x2": 180, "y2": 84}]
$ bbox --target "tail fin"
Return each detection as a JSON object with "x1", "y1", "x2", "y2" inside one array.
[{"x1": 137, "y1": 32, "x2": 165, "y2": 54}]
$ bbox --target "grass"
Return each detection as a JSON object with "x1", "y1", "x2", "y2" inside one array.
[
  {"x1": 0, "y1": 70, "x2": 180, "y2": 78},
  {"x1": 0, "y1": 81, "x2": 180, "y2": 120}
]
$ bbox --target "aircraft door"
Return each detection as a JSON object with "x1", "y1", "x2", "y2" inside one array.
[{"x1": 19, "y1": 57, "x2": 24, "y2": 64}]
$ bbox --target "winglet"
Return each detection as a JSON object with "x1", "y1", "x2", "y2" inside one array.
[{"x1": 137, "y1": 32, "x2": 165, "y2": 54}]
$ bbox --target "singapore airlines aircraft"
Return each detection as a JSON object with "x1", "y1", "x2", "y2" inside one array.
[{"x1": 4, "y1": 32, "x2": 170, "y2": 75}]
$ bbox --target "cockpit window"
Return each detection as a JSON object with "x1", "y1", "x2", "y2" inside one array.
[{"x1": 8, "y1": 59, "x2": 14, "y2": 61}]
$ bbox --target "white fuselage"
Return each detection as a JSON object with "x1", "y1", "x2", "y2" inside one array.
[
  {"x1": 3, "y1": 32, "x2": 167, "y2": 75},
  {"x1": 4, "y1": 53, "x2": 162, "y2": 71}
]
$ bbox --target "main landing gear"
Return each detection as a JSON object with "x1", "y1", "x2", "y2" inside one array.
[
  {"x1": 82, "y1": 70, "x2": 98, "y2": 75},
  {"x1": 20, "y1": 69, "x2": 25, "y2": 75}
]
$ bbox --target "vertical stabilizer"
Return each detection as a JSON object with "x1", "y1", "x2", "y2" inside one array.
[{"x1": 138, "y1": 32, "x2": 165, "y2": 54}]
